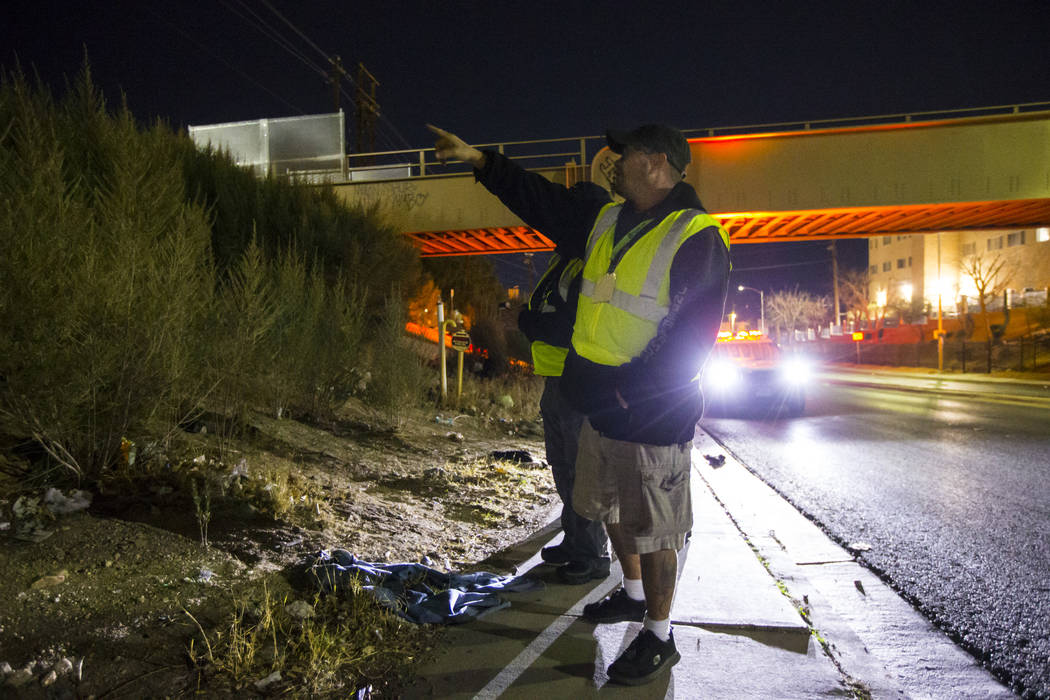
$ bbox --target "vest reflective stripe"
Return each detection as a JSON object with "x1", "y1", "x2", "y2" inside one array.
[
  {"x1": 585, "y1": 203, "x2": 622, "y2": 262},
  {"x1": 643, "y1": 210, "x2": 699, "y2": 299},
  {"x1": 531, "y1": 340, "x2": 569, "y2": 376},
  {"x1": 578, "y1": 280, "x2": 666, "y2": 322},
  {"x1": 558, "y1": 258, "x2": 583, "y2": 301},
  {"x1": 573, "y1": 207, "x2": 729, "y2": 367},
  {"x1": 578, "y1": 211, "x2": 701, "y2": 322}
]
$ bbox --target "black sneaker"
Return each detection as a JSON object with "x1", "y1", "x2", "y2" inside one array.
[
  {"x1": 540, "y1": 544, "x2": 572, "y2": 565},
  {"x1": 557, "y1": 558, "x2": 611, "y2": 584},
  {"x1": 581, "y1": 588, "x2": 646, "y2": 623},
  {"x1": 606, "y1": 629, "x2": 680, "y2": 686}
]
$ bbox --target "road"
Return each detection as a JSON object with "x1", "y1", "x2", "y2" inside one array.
[{"x1": 700, "y1": 371, "x2": 1050, "y2": 698}]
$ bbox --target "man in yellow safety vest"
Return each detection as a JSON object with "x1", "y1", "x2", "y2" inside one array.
[{"x1": 429, "y1": 122, "x2": 730, "y2": 686}]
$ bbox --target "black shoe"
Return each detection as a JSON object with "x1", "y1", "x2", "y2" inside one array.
[
  {"x1": 607, "y1": 629, "x2": 680, "y2": 686},
  {"x1": 557, "y1": 558, "x2": 611, "y2": 584},
  {"x1": 581, "y1": 588, "x2": 646, "y2": 623},
  {"x1": 540, "y1": 544, "x2": 572, "y2": 565}
]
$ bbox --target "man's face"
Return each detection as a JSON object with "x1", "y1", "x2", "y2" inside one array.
[{"x1": 611, "y1": 145, "x2": 656, "y2": 199}]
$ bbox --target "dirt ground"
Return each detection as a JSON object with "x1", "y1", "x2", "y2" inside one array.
[{"x1": 0, "y1": 398, "x2": 558, "y2": 698}]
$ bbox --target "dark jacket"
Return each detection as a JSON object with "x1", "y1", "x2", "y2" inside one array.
[
  {"x1": 517, "y1": 253, "x2": 582, "y2": 350},
  {"x1": 476, "y1": 151, "x2": 730, "y2": 445}
]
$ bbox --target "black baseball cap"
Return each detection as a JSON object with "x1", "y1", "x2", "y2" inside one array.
[{"x1": 606, "y1": 124, "x2": 691, "y2": 173}]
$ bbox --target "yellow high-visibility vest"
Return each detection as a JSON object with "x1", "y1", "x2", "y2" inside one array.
[
  {"x1": 529, "y1": 255, "x2": 584, "y2": 376},
  {"x1": 572, "y1": 202, "x2": 730, "y2": 367},
  {"x1": 531, "y1": 340, "x2": 569, "y2": 376}
]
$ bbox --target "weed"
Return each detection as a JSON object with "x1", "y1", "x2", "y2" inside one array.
[
  {"x1": 190, "y1": 477, "x2": 212, "y2": 549},
  {"x1": 187, "y1": 580, "x2": 434, "y2": 695},
  {"x1": 455, "y1": 371, "x2": 544, "y2": 420},
  {"x1": 364, "y1": 294, "x2": 431, "y2": 431}
]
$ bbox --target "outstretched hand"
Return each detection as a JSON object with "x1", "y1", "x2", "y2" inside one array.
[{"x1": 427, "y1": 124, "x2": 485, "y2": 168}]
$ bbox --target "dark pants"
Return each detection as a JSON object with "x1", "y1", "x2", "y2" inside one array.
[{"x1": 541, "y1": 376, "x2": 608, "y2": 563}]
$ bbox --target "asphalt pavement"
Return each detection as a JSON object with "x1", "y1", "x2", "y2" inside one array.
[
  {"x1": 404, "y1": 366, "x2": 1037, "y2": 698},
  {"x1": 820, "y1": 364, "x2": 1050, "y2": 406}
]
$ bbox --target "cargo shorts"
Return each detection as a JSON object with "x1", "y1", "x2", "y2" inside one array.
[{"x1": 572, "y1": 419, "x2": 693, "y2": 555}]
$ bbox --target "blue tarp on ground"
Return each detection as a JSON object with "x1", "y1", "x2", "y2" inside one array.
[{"x1": 309, "y1": 550, "x2": 543, "y2": 624}]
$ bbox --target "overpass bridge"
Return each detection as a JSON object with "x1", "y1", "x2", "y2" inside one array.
[{"x1": 327, "y1": 103, "x2": 1050, "y2": 257}]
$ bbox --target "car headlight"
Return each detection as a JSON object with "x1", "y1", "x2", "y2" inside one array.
[
  {"x1": 706, "y1": 359, "x2": 742, "y2": 390},
  {"x1": 779, "y1": 356, "x2": 811, "y2": 384}
]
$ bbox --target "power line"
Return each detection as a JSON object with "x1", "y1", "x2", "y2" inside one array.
[
  {"x1": 491, "y1": 254, "x2": 541, "y2": 276},
  {"x1": 232, "y1": 1, "x2": 413, "y2": 150},
  {"x1": 730, "y1": 258, "x2": 829, "y2": 272},
  {"x1": 222, "y1": 0, "x2": 328, "y2": 80},
  {"x1": 143, "y1": 5, "x2": 305, "y2": 116},
  {"x1": 377, "y1": 118, "x2": 412, "y2": 150},
  {"x1": 256, "y1": 0, "x2": 333, "y2": 69}
]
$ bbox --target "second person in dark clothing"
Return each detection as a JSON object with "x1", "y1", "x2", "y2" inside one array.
[{"x1": 518, "y1": 248, "x2": 611, "y2": 584}]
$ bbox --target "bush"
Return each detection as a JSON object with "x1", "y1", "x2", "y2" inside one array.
[
  {"x1": 177, "y1": 140, "x2": 421, "y2": 317},
  {"x1": 0, "y1": 66, "x2": 214, "y2": 479},
  {"x1": 0, "y1": 65, "x2": 424, "y2": 482},
  {"x1": 363, "y1": 294, "x2": 431, "y2": 429}
]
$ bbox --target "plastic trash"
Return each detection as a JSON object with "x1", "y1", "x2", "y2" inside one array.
[{"x1": 43, "y1": 488, "x2": 92, "y2": 515}]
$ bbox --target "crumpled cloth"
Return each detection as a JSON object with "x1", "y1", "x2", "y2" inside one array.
[{"x1": 308, "y1": 550, "x2": 543, "y2": 625}]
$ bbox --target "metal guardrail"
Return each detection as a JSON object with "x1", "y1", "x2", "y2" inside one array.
[
  {"x1": 344, "y1": 135, "x2": 593, "y2": 181},
  {"x1": 325, "y1": 101, "x2": 1050, "y2": 184},
  {"x1": 680, "y1": 99, "x2": 1050, "y2": 137}
]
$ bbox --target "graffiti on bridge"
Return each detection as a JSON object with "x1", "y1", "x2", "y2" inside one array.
[{"x1": 356, "y1": 181, "x2": 430, "y2": 212}]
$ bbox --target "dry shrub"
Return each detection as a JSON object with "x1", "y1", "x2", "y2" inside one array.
[
  {"x1": 0, "y1": 66, "x2": 214, "y2": 480},
  {"x1": 0, "y1": 64, "x2": 422, "y2": 483},
  {"x1": 362, "y1": 294, "x2": 431, "y2": 430}
]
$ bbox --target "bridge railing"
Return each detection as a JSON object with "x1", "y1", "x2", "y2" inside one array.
[
  {"x1": 680, "y1": 100, "x2": 1050, "y2": 137},
  {"x1": 299, "y1": 100, "x2": 1050, "y2": 184},
  {"x1": 343, "y1": 134, "x2": 602, "y2": 184}
]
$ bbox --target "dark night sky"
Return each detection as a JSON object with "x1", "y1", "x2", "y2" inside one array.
[{"x1": 6, "y1": 0, "x2": 1050, "y2": 300}]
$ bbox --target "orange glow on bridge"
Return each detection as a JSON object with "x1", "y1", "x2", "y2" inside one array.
[
  {"x1": 405, "y1": 226, "x2": 554, "y2": 257},
  {"x1": 405, "y1": 198, "x2": 1050, "y2": 255},
  {"x1": 715, "y1": 198, "x2": 1050, "y2": 244}
]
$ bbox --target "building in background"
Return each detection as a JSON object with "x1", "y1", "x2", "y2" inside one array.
[{"x1": 868, "y1": 227, "x2": 1050, "y2": 317}]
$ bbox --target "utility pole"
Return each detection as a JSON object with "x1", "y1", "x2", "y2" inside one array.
[
  {"x1": 829, "y1": 240, "x2": 842, "y2": 328},
  {"x1": 937, "y1": 232, "x2": 944, "y2": 372},
  {"x1": 327, "y1": 55, "x2": 346, "y2": 113},
  {"x1": 355, "y1": 62, "x2": 380, "y2": 160},
  {"x1": 523, "y1": 252, "x2": 536, "y2": 291}
]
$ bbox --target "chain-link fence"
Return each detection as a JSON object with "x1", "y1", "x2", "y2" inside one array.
[
  {"x1": 810, "y1": 335, "x2": 1050, "y2": 373},
  {"x1": 188, "y1": 112, "x2": 345, "y2": 180}
]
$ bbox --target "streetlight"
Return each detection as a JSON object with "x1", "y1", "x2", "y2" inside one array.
[{"x1": 738, "y1": 285, "x2": 764, "y2": 334}]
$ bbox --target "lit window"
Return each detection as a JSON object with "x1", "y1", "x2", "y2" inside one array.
[{"x1": 1037, "y1": 227, "x2": 1050, "y2": 242}]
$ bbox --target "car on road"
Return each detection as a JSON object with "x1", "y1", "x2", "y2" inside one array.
[{"x1": 701, "y1": 331, "x2": 809, "y2": 417}]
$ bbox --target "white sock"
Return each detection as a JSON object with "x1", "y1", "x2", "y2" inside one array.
[
  {"x1": 622, "y1": 577, "x2": 645, "y2": 602},
  {"x1": 643, "y1": 615, "x2": 671, "y2": 642}
]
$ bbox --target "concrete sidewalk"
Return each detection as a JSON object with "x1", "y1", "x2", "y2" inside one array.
[{"x1": 405, "y1": 431, "x2": 1012, "y2": 698}]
